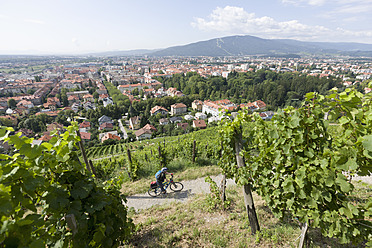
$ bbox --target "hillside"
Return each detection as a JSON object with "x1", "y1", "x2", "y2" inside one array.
[
  {"x1": 123, "y1": 172, "x2": 371, "y2": 248},
  {"x1": 149, "y1": 35, "x2": 372, "y2": 57}
]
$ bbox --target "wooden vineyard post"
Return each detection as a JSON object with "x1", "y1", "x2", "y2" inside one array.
[
  {"x1": 76, "y1": 130, "x2": 91, "y2": 174},
  {"x1": 235, "y1": 131, "x2": 260, "y2": 234},
  {"x1": 221, "y1": 174, "x2": 227, "y2": 209},
  {"x1": 126, "y1": 148, "x2": 132, "y2": 180},
  {"x1": 220, "y1": 141, "x2": 226, "y2": 206},
  {"x1": 88, "y1": 160, "x2": 97, "y2": 177},
  {"x1": 298, "y1": 222, "x2": 308, "y2": 248},
  {"x1": 158, "y1": 145, "x2": 162, "y2": 166},
  {"x1": 192, "y1": 140, "x2": 196, "y2": 163}
]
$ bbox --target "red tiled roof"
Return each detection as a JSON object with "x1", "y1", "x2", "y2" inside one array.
[{"x1": 80, "y1": 132, "x2": 91, "y2": 140}]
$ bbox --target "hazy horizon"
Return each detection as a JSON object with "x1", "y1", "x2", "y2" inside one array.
[{"x1": 1, "y1": 0, "x2": 372, "y2": 55}]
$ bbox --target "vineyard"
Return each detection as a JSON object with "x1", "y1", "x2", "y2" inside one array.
[
  {"x1": 1, "y1": 87, "x2": 372, "y2": 247},
  {"x1": 219, "y1": 88, "x2": 372, "y2": 247},
  {"x1": 90, "y1": 127, "x2": 222, "y2": 182}
]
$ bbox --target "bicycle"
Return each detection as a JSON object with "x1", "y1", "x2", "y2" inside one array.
[{"x1": 148, "y1": 174, "x2": 184, "y2": 197}]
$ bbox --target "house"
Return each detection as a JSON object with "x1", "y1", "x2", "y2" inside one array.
[
  {"x1": 177, "y1": 122, "x2": 189, "y2": 131},
  {"x1": 129, "y1": 116, "x2": 142, "y2": 130},
  {"x1": 208, "y1": 116, "x2": 223, "y2": 123},
  {"x1": 16, "y1": 100, "x2": 34, "y2": 109},
  {"x1": 68, "y1": 95, "x2": 80, "y2": 105},
  {"x1": 47, "y1": 123, "x2": 65, "y2": 134},
  {"x1": 159, "y1": 118, "x2": 169, "y2": 125},
  {"x1": 15, "y1": 128, "x2": 33, "y2": 137},
  {"x1": 184, "y1": 114, "x2": 194, "y2": 120},
  {"x1": 99, "y1": 131, "x2": 118, "y2": 140},
  {"x1": 142, "y1": 124, "x2": 157, "y2": 132},
  {"x1": 253, "y1": 100, "x2": 266, "y2": 110},
  {"x1": 169, "y1": 116, "x2": 183, "y2": 123},
  {"x1": 193, "y1": 119, "x2": 207, "y2": 129},
  {"x1": 170, "y1": 103, "x2": 187, "y2": 116},
  {"x1": 38, "y1": 134, "x2": 53, "y2": 142},
  {"x1": 79, "y1": 121, "x2": 91, "y2": 130},
  {"x1": 99, "y1": 122, "x2": 114, "y2": 131},
  {"x1": 202, "y1": 99, "x2": 237, "y2": 117},
  {"x1": 102, "y1": 97, "x2": 114, "y2": 107},
  {"x1": 43, "y1": 97, "x2": 61, "y2": 110},
  {"x1": 101, "y1": 132, "x2": 121, "y2": 143},
  {"x1": 83, "y1": 101, "x2": 96, "y2": 110},
  {"x1": 80, "y1": 132, "x2": 91, "y2": 141},
  {"x1": 98, "y1": 115, "x2": 113, "y2": 126},
  {"x1": 83, "y1": 94, "x2": 94, "y2": 102},
  {"x1": 71, "y1": 102, "x2": 80, "y2": 113},
  {"x1": 150, "y1": 106, "x2": 168, "y2": 116},
  {"x1": 195, "y1": 112, "x2": 207, "y2": 120},
  {"x1": 134, "y1": 128, "x2": 152, "y2": 141},
  {"x1": 192, "y1": 100, "x2": 203, "y2": 111}
]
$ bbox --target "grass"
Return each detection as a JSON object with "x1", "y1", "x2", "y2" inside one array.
[
  {"x1": 122, "y1": 177, "x2": 372, "y2": 248},
  {"x1": 123, "y1": 184, "x2": 302, "y2": 248}
]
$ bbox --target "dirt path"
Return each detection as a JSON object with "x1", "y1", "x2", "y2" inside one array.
[
  {"x1": 125, "y1": 174, "x2": 372, "y2": 212},
  {"x1": 125, "y1": 175, "x2": 235, "y2": 211}
]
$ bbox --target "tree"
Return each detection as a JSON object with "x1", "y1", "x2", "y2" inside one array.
[
  {"x1": 93, "y1": 92, "x2": 99, "y2": 99},
  {"x1": 7, "y1": 98, "x2": 16, "y2": 109}
]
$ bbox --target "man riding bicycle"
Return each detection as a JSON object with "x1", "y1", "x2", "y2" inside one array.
[{"x1": 155, "y1": 167, "x2": 172, "y2": 194}]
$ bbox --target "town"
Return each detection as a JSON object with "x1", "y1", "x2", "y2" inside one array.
[{"x1": 0, "y1": 55, "x2": 371, "y2": 152}]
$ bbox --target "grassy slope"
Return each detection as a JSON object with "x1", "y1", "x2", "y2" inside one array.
[{"x1": 122, "y1": 174, "x2": 371, "y2": 248}]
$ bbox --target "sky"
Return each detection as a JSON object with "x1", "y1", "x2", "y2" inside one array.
[{"x1": 0, "y1": 0, "x2": 371, "y2": 55}]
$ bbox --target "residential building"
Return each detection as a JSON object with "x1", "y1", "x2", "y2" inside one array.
[
  {"x1": 129, "y1": 116, "x2": 142, "y2": 130},
  {"x1": 193, "y1": 119, "x2": 207, "y2": 129},
  {"x1": 99, "y1": 122, "x2": 113, "y2": 131},
  {"x1": 177, "y1": 123, "x2": 189, "y2": 131},
  {"x1": 159, "y1": 118, "x2": 169, "y2": 125},
  {"x1": 192, "y1": 100, "x2": 203, "y2": 111},
  {"x1": 134, "y1": 128, "x2": 152, "y2": 141},
  {"x1": 101, "y1": 132, "x2": 120, "y2": 143},
  {"x1": 169, "y1": 116, "x2": 183, "y2": 123},
  {"x1": 195, "y1": 112, "x2": 207, "y2": 120},
  {"x1": 170, "y1": 103, "x2": 187, "y2": 116},
  {"x1": 150, "y1": 106, "x2": 168, "y2": 116},
  {"x1": 98, "y1": 115, "x2": 113, "y2": 126}
]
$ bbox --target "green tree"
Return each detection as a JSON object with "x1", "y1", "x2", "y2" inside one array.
[{"x1": 7, "y1": 98, "x2": 16, "y2": 109}]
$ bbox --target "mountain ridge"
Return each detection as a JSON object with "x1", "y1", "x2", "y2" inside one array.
[{"x1": 149, "y1": 35, "x2": 372, "y2": 57}]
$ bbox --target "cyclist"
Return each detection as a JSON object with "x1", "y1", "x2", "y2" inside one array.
[{"x1": 155, "y1": 167, "x2": 171, "y2": 194}]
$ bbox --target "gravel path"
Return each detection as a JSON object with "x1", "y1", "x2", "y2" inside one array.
[
  {"x1": 125, "y1": 174, "x2": 371, "y2": 212},
  {"x1": 125, "y1": 175, "x2": 235, "y2": 211}
]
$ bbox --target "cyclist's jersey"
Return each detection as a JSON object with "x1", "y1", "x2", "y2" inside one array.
[{"x1": 155, "y1": 170, "x2": 165, "y2": 182}]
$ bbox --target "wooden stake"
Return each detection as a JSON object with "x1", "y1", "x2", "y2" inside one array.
[
  {"x1": 192, "y1": 140, "x2": 196, "y2": 163},
  {"x1": 298, "y1": 222, "x2": 308, "y2": 248},
  {"x1": 126, "y1": 148, "x2": 132, "y2": 180},
  {"x1": 221, "y1": 174, "x2": 226, "y2": 209},
  {"x1": 88, "y1": 159, "x2": 97, "y2": 177},
  {"x1": 235, "y1": 130, "x2": 260, "y2": 234},
  {"x1": 76, "y1": 130, "x2": 91, "y2": 174}
]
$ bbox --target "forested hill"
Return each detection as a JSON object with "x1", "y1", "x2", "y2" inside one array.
[
  {"x1": 155, "y1": 70, "x2": 342, "y2": 109},
  {"x1": 149, "y1": 35, "x2": 372, "y2": 57}
]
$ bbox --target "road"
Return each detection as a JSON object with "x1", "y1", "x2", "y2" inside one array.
[{"x1": 118, "y1": 119, "x2": 128, "y2": 140}]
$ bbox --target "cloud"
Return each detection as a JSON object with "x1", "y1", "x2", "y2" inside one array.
[
  {"x1": 24, "y1": 19, "x2": 45, "y2": 25},
  {"x1": 191, "y1": 6, "x2": 372, "y2": 42}
]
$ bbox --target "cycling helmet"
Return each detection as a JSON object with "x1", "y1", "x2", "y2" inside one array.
[{"x1": 161, "y1": 167, "x2": 168, "y2": 172}]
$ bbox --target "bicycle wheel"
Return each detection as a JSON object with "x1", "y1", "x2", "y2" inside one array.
[
  {"x1": 148, "y1": 187, "x2": 162, "y2": 197},
  {"x1": 170, "y1": 182, "x2": 183, "y2": 192}
]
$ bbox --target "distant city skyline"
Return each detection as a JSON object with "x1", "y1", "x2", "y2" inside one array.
[{"x1": 1, "y1": 0, "x2": 371, "y2": 55}]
